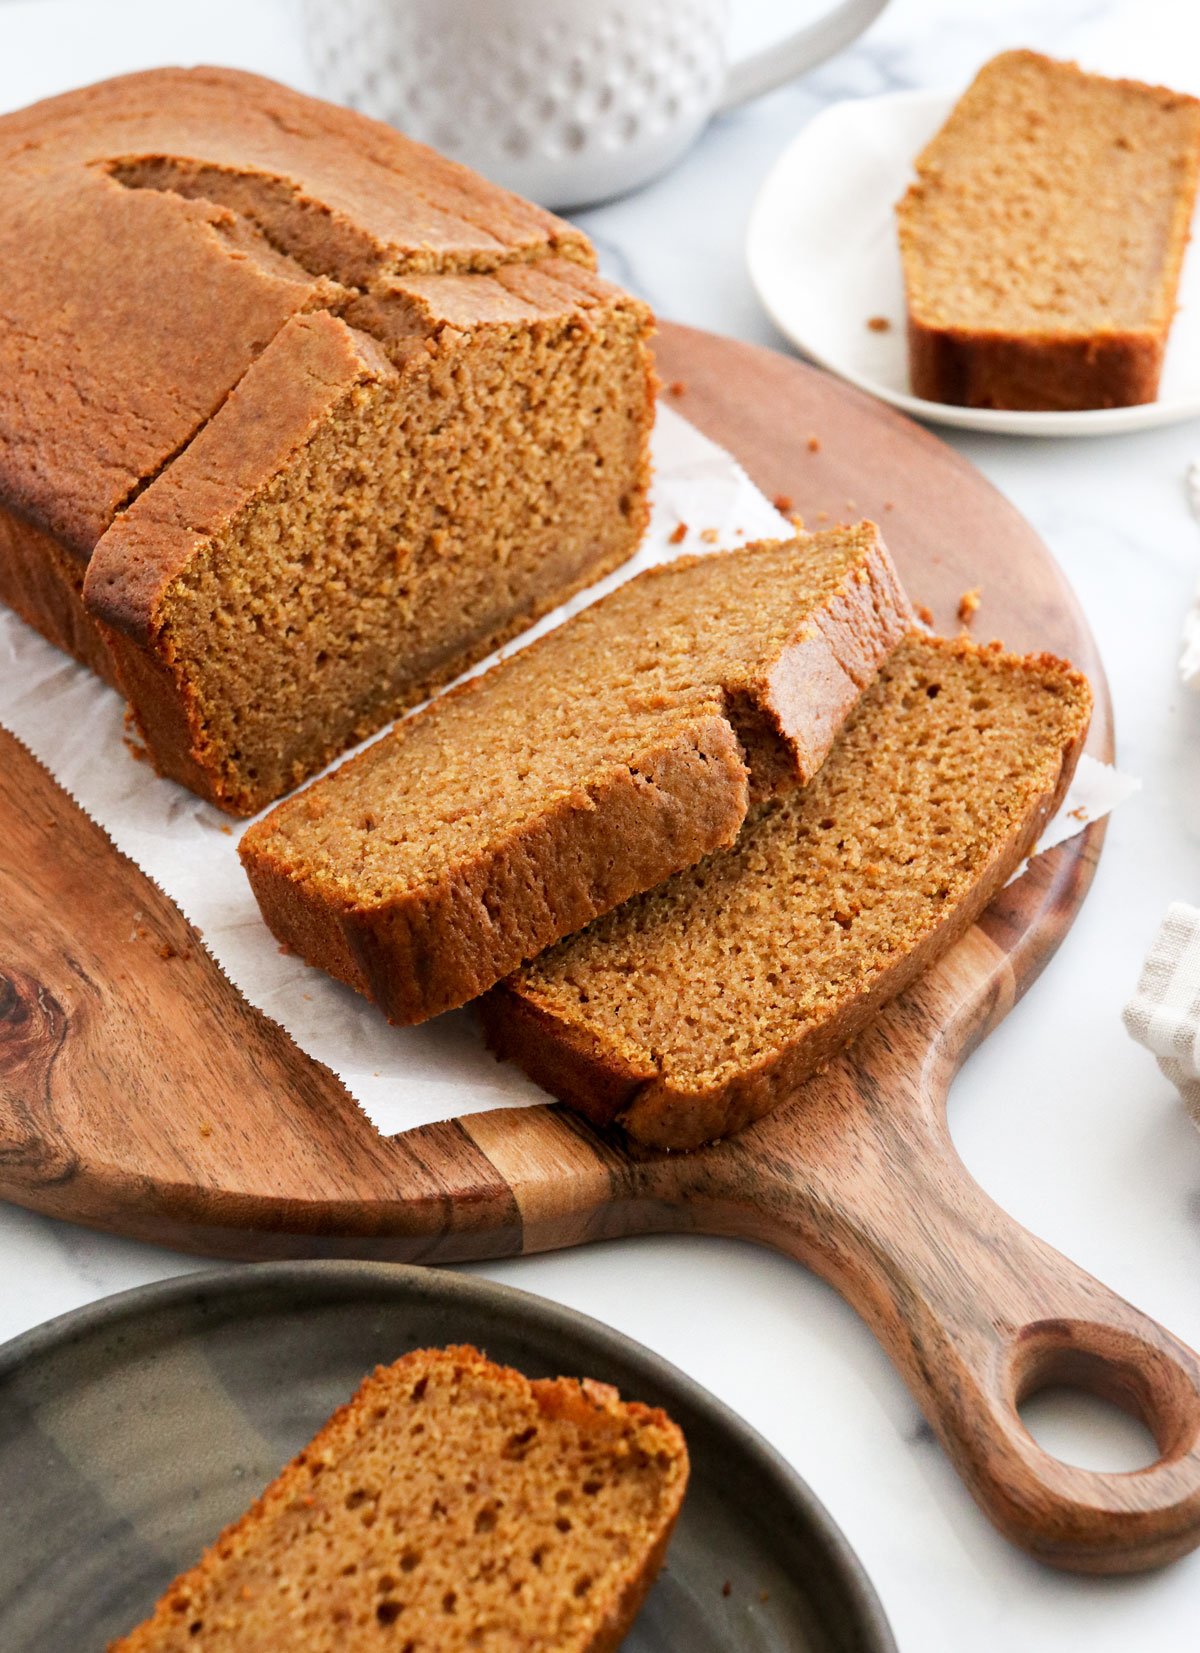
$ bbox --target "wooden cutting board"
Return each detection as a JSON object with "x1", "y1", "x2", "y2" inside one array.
[{"x1": 3, "y1": 323, "x2": 1199, "y2": 1576}]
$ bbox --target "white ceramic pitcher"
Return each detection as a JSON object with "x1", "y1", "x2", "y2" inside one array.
[{"x1": 302, "y1": 0, "x2": 890, "y2": 207}]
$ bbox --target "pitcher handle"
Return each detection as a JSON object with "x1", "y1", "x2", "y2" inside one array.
[{"x1": 718, "y1": 0, "x2": 891, "y2": 113}]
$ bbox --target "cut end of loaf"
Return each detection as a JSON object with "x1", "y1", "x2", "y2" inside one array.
[
  {"x1": 480, "y1": 634, "x2": 1093, "y2": 1149},
  {"x1": 0, "y1": 66, "x2": 658, "y2": 813},
  {"x1": 896, "y1": 50, "x2": 1200, "y2": 410},
  {"x1": 239, "y1": 525, "x2": 912, "y2": 1023},
  {"x1": 89, "y1": 275, "x2": 655, "y2": 815},
  {"x1": 109, "y1": 1344, "x2": 689, "y2": 1653}
]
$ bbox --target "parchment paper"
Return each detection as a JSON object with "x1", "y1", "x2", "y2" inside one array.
[{"x1": 0, "y1": 405, "x2": 1129, "y2": 1132}]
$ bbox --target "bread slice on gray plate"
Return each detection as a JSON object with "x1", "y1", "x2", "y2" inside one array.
[{"x1": 110, "y1": 1344, "x2": 689, "y2": 1653}]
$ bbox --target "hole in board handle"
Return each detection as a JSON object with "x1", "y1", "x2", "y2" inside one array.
[
  {"x1": 1019, "y1": 1386, "x2": 1159, "y2": 1473},
  {"x1": 1011, "y1": 1320, "x2": 1200, "y2": 1473}
]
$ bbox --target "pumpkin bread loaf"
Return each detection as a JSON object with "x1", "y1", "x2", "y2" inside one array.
[
  {"x1": 897, "y1": 51, "x2": 1200, "y2": 411},
  {"x1": 481, "y1": 635, "x2": 1092, "y2": 1149},
  {"x1": 109, "y1": 1345, "x2": 688, "y2": 1653},
  {"x1": 0, "y1": 68, "x2": 654, "y2": 813},
  {"x1": 240, "y1": 526, "x2": 911, "y2": 1024}
]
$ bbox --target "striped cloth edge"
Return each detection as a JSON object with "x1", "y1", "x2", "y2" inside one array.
[{"x1": 1123, "y1": 901, "x2": 1200, "y2": 1123}]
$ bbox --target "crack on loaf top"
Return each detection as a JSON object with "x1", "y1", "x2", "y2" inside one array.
[
  {"x1": 99, "y1": 155, "x2": 613, "y2": 363},
  {"x1": 0, "y1": 68, "x2": 608, "y2": 553},
  {"x1": 103, "y1": 153, "x2": 589, "y2": 289}
]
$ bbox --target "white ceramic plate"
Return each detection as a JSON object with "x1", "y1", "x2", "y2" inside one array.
[{"x1": 747, "y1": 89, "x2": 1200, "y2": 437}]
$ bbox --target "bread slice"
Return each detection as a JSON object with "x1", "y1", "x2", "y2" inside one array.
[
  {"x1": 481, "y1": 636, "x2": 1092, "y2": 1149},
  {"x1": 896, "y1": 51, "x2": 1200, "y2": 411},
  {"x1": 0, "y1": 69, "x2": 654, "y2": 814},
  {"x1": 109, "y1": 1345, "x2": 688, "y2": 1653},
  {"x1": 240, "y1": 525, "x2": 912, "y2": 1024}
]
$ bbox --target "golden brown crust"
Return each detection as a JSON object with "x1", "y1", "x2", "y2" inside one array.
[
  {"x1": 897, "y1": 50, "x2": 1200, "y2": 411},
  {"x1": 0, "y1": 66, "x2": 588, "y2": 545},
  {"x1": 0, "y1": 501, "x2": 119, "y2": 683},
  {"x1": 724, "y1": 527, "x2": 913, "y2": 797},
  {"x1": 484, "y1": 786, "x2": 1028, "y2": 1148},
  {"x1": 480, "y1": 636, "x2": 1093, "y2": 1149},
  {"x1": 906, "y1": 317, "x2": 1167, "y2": 413},
  {"x1": 240, "y1": 527, "x2": 913, "y2": 1023},
  {"x1": 84, "y1": 313, "x2": 396, "y2": 648},
  {"x1": 109, "y1": 1344, "x2": 688, "y2": 1653},
  {"x1": 0, "y1": 68, "x2": 650, "y2": 812},
  {"x1": 246, "y1": 713, "x2": 752, "y2": 1018}
]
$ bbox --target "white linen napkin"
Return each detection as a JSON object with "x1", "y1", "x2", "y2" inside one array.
[
  {"x1": 1124, "y1": 903, "x2": 1200, "y2": 1122},
  {"x1": 1125, "y1": 466, "x2": 1200, "y2": 1115},
  {"x1": 0, "y1": 406, "x2": 1131, "y2": 1134}
]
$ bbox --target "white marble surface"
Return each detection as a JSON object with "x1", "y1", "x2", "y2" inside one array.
[{"x1": 2, "y1": 1, "x2": 1200, "y2": 1647}]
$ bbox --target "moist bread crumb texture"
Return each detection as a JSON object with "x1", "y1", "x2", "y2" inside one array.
[
  {"x1": 109, "y1": 1345, "x2": 688, "y2": 1653},
  {"x1": 239, "y1": 526, "x2": 912, "y2": 1024},
  {"x1": 481, "y1": 635, "x2": 1093, "y2": 1149},
  {"x1": 897, "y1": 50, "x2": 1200, "y2": 411},
  {"x1": 0, "y1": 68, "x2": 654, "y2": 814}
]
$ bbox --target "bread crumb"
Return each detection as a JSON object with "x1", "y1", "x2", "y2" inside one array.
[
  {"x1": 278, "y1": 941, "x2": 294, "y2": 957},
  {"x1": 915, "y1": 603, "x2": 934, "y2": 627},
  {"x1": 867, "y1": 315, "x2": 892, "y2": 332},
  {"x1": 883, "y1": 499, "x2": 895, "y2": 511},
  {"x1": 787, "y1": 512, "x2": 805, "y2": 531},
  {"x1": 699, "y1": 528, "x2": 719, "y2": 544},
  {"x1": 807, "y1": 435, "x2": 821, "y2": 453},
  {"x1": 1068, "y1": 804, "x2": 1089, "y2": 821},
  {"x1": 198, "y1": 1121, "x2": 213, "y2": 1139},
  {"x1": 772, "y1": 493, "x2": 794, "y2": 513},
  {"x1": 759, "y1": 1589, "x2": 771, "y2": 1604},
  {"x1": 668, "y1": 522, "x2": 688, "y2": 545},
  {"x1": 722, "y1": 1580, "x2": 732, "y2": 1597},
  {"x1": 958, "y1": 587, "x2": 982, "y2": 625},
  {"x1": 158, "y1": 942, "x2": 177, "y2": 960},
  {"x1": 667, "y1": 380, "x2": 687, "y2": 397}
]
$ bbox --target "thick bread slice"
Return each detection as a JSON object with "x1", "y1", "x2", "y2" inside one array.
[
  {"x1": 109, "y1": 1345, "x2": 689, "y2": 1653},
  {"x1": 240, "y1": 526, "x2": 912, "y2": 1024},
  {"x1": 480, "y1": 636, "x2": 1092, "y2": 1149},
  {"x1": 896, "y1": 51, "x2": 1200, "y2": 411}
]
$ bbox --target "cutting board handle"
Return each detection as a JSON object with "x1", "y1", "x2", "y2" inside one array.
[
  {"x1": 692, "y1": 1029, "x2": 1200, "y2": 1573},
  {"x1": 862, "y1": 1190, "x2": 1200, "y2": 1574}
]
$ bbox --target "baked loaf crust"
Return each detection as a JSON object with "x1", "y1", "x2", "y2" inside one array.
[
  {"x1": 0, "y1": 69, "x2": 654, "y2": 812},
  {"x1": 240, "y1": 526, "x2": 911, "y2": 1024},
  {"x1": 897, "y1": 51, "x2": 1200, "y2": 411},
  {"x1": 481, "y1": 636, "x2": 1092, "y2": 1149},
  {"x1": 109, "y1": 1345, "x2": 688, "y2": 1653}
]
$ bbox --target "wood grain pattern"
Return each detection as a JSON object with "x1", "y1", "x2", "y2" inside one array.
[{"x1": 2, "y1": 324, "x2": 1198, "y2": 1574}]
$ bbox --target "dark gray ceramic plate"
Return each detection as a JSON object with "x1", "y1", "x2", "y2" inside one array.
[{"x1": 0, "y1": 1261, "x2": 894, "y2": 1651}]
